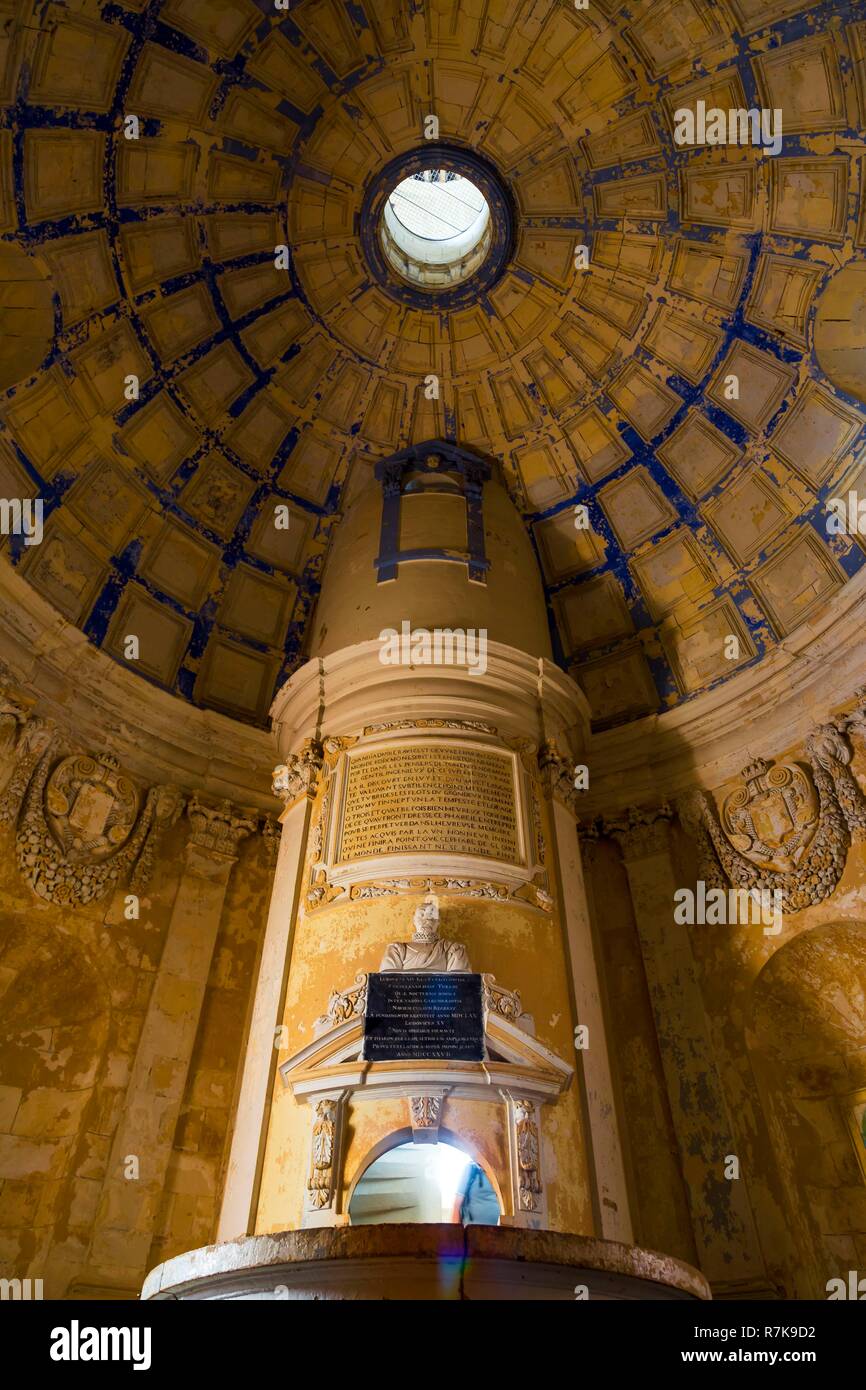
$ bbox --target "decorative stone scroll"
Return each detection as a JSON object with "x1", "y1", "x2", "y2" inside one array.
[
  {"x1": 313, "y1": 973, "x2": 369, "y2": 1038},
  {"x1": 510, "y1": 1095, "x2": 543, "y2": 1215},
  {"x1": 0, "y1": 711, "x2": 54, "y2": 828},
  {"x1": 538, "y1": 741, "x2": 585, "y2": 818},
  {"x1": 678, "y1": 692, "x2": 866, "y2": 913},
  {"x1": 306, "y1": 1098, "x2": 340, "y2": 1213},
  {"x1": 482, "y1": 974, "x2": 527, "y2": 1028},
  {"x1": 408, "y1": 1094, "x2": 443, "y2": 1142},
  {"x1": 0, "y1": 685, "x2": 32, "y2": 758}
]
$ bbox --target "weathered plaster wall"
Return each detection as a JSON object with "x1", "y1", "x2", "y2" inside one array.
[
  {"x1": 0, "y1": 684, "x2": 276, "y2": 1298},
  {"x1": 581, "y1": 687, "x2": 866, "y2": 1299}
]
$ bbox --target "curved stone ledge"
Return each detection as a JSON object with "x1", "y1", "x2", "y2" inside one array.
[{"x1": 142, "y1": 1225, "x2": 711, "y2": 1302}]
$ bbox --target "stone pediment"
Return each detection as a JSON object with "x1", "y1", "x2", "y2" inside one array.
[{"x1": 279, "y1": 1007, "x2": 573, "y2": 1108}]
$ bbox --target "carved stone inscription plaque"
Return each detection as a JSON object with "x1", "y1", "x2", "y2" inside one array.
[
  {"x1": 337, "y1": 744, "x2": 519, "y2": 864},
  {"x1": 363, "y1": 972, "x2": 484, "y2": 1061}
]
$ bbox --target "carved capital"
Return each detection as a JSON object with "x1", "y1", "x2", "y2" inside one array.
[
  {"x1": 605, "y1": 804, "x2": 673, "y2": 862},
  {"x1": 186, "y1": 797, "x2": 257, "y2": 864},
  {"x1": 538, "y1": 742, "x2": 584, "y2": 817},
  {"x1": 261, "y1": 814, "x2": 281, "y2": 867},
  {"x1": 272, "y1": 739, "x2": 324, "y2": 807}
]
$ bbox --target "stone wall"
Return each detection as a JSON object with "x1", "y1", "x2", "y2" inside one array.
[{"x1": 0, "y1": 674, "x2": 276, "y2": 1299}]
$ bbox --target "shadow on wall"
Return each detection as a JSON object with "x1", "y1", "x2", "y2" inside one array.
[{"x1": 748, "y1": 920, "x2": 866, "y2": 1297}]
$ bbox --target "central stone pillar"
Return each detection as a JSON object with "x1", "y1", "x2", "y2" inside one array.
[{"x1": 144, "y1": 442, "x2": 707, "y2": 1301}]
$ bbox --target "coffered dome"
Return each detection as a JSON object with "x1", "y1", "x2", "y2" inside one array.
[{"x1": 0, "y1": 0, "x2": 864, "y2": 726}]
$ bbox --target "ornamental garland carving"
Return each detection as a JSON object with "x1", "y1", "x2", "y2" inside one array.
[
  {"x1": 678, "y1": 694, "x2": 866, "y2": 913},
  {"x1": 513, "y1": 1097, "x2": 542, "y2": 1213},
  {"x1": 16, "y1": 750, "x2": 184, "y2": 906},
  {"x1": 0, "y1": 713, "x2": 54, "y2": 828},
  {"x1": 314, "y1": 875, "x2": 553, "y2": 912},
  {"x1": 363, "y1": 719, "x2": 498, "y2": 736},
  {"x1": 306, "y1": 1099, "x2": 338, "y2": 1212}
]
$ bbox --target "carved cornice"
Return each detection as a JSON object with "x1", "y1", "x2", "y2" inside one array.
[
  {"x1": 270, "y1": 642, "x2": 589, "y2": 767},
  {"x1": 186, "y1": 797, "x2": 257, "y2": 864}
]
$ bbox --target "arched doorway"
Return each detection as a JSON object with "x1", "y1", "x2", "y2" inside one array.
[{"x1": 348, "y1": 1138, "x2": 500, "y2": 1226}]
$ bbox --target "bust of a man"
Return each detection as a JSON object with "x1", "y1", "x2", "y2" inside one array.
[{"x1": 379, "y1": 894, "x2": 471, "y2": 973}]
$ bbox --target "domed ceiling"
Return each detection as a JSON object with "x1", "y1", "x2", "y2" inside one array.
[{"x1": 0, "y1": 0, "x2": 864, "y2": 728}]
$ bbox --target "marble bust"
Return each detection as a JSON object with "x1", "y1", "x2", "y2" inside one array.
[{"x1": 379, "y1": 894, "x2": 471, "y2": 973}]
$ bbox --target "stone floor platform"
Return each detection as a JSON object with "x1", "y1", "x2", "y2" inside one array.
[{"x1": 142, "y1": 1225, "x2": 711, "y2": 1301}]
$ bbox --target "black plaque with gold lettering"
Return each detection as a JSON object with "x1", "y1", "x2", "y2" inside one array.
[{"x1": 362, "y1": 973, "x2": 485, "y2": 1061}]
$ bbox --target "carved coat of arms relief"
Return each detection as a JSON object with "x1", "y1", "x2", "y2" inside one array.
[
  {"x1": 15, "y1": 747, "x2": 184, "y2": 907},
  {"x1": 721, "y1": 759, "x2": 819, "y2": 874},
  {"x1": 679, "y1": 693, "x2": 866, "y2": 913},
  {"x1": 44, "y1": 753, "x2": 140, "y2": 865}
]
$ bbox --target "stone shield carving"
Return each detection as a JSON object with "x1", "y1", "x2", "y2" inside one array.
[
  {"x1": 43, "y1": 753, "x2": 139, "y2": 863},
  {"x1": 679, "y1": 698, "x2": 866, "y2": 913},
  {"x1": 721, "y1": 759, "x2": 819, "y2": 873},
  {"x1": 16, "y1": 749, "x2": 184, "y2": 906}
]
